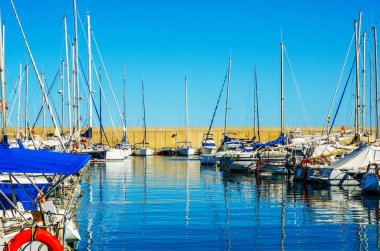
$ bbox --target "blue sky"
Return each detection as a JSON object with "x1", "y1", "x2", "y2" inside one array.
[{"x1": 2, "y1": 0, "x2": 380, "y2": 128}]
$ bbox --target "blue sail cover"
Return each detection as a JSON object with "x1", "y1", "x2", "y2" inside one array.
[
  {"x1": 0, "y1": 149, "x2": 90, "y2": 174},
  {"x1": 253, "y1": 133, "x2": 286, "y2": 148}
]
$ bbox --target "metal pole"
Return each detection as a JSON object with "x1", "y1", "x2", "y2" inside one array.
[
  {"x1": 280, "y1": 42, "x2": 284, "y2": 134},
  {"x1": 354, "y1": 21, "x2": 360, "y2": 135},
  {"x1": 61, "y1": 60, "x2": 65, "y2": 134},
  {"x1": 362, "y1": 32, "x2": 366, "y2": 132},
  {"x1": 73, "y1": 0, "x2": 80, "y2": 135},
  {"x1": 71, "y1": 43, "x2": 76, "y2": 134},
  {"x1": 370, "y1": 51, "x2": 373, "y2": 135},
  {"x1": 17, "y1": 63, "x2": 22, "y2": 133},
  {"x1": 42, "y1": 73, "x2": 45, "y2": 138},
  {"x1": 123, "y1": 65, "x2": 127, "y2": 143},
  {"x1": 185, "y1": 75, "x2": 189, "y2": 146},
  {"x1": 64, "y1": 16, "x2": 72, "y2": 136},
  {"x1": 25, "y1": 65, "x2": 28, "y2": 138},
  {"x1": 141, "y1": 73, "x2": 146, "y2": 147},
  {"x1": 253, "y1": 66, "x2": 256, "y2": 138},
  {"x1": 373, "y1": 26, "x2": 379, "y2": 140},
  {"x1": 99, "y1": 68, "x2": 102, "y2": 145},
  {"x1": 87, "y1": 12, "x2": 92, "y2": 132},
  {"x1": 223, "y1": 56, "x2": 231, "y2": 147},
  {"x1": 0, "y1": 21, "x2": 6, "y2": 138}
]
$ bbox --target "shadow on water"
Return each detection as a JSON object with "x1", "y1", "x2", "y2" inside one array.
[{"x1": 76, "y1": 158, "x2": 380, "y2": 250}]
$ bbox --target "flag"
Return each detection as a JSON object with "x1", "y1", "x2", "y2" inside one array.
[{"x1": 0, "y1": 100, "x2": 8, "y2": 110}]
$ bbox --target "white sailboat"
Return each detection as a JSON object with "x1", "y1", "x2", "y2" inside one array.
[
  {"x1": 134, "y1": 73, "x2": 154, "y2": 156},
  {"x1": 177, "y1": 76, "x2": 195, "y2": 156}
]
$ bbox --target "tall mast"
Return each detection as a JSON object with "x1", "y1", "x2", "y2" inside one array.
[
  {"x1": 24, "y1": 65, "x2": 28, "y2": 138},
  {"x1": 253, "y1": 66, "x2": 256, "y2": 138},
  {"x1": 280, "y1": 42, "x2": 284, "y2": 134},
  {"x1": 73, "y1": 0, "x2": 80, "y2": 136},
  {"x1": 61, "y1": 60, "x2": 65, "y2": 134},
  {"x1": 87, "y1": 12, "x2": 92, "y2": 132},
  {"x1": 71, "y1": 43, "x2": 76, "y2": 133},
  {"x1": 362, "y1": 32, "x2": 366, "y2": 132},
  {"x1": 0, "y1": 19, "x2": 6, "y2": 140},
  {"x1": 354, "y1": 21, "x2": 360, "y2": 135},
  {"x1": 370, "y1": 51, "x2": 373, "y2": 135},
  {"x1": 141, "y1": 73, "x2": 146, "y2": 147},
  {"x1": 64, "y1": 16, "x2": 72, "y2": 137},
  {"x1": 99, "y1": 68, "x2": 103, "y2": 144},
  {"x1": 42, "y1": 72, "x2": 45, "y2": 138},
  {"x1": 374, "y1": 26, "x2": 379, "y2": 140},
  {"x1": 223, "y1": 56, "x2": 231, "y2": 146},
  {"x1": 185, "y1": 75, "x2": 189, "y2": 146},
  {"x1": 122, "y1": 65, "x2": 127, "y2": 143},
  {"x1": 17, "y1": 63, "x2": 22, "y2": 133}
]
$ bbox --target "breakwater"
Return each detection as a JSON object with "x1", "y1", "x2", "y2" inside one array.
[{"x1": 30, "y1": 126, "x2": 351, "y2": 150}]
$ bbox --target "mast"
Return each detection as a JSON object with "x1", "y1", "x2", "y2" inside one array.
[
  {"x1": 17, "y1": 63, "x2": 22, "y2": 133},
  {"x1": 122, "y1": 65, "x2": 126, "y2": 143},
  {"x1": 253, "y1": 66, "x2": 256, "y2": 138},
  {"x1": 354, "y1": 21, "x2": 360, "y2": 135},
  {"x1": 141, "y1": 73, "x2": 146, "y2": 147},
  {"x1": 374, "y1": 26, "x2": 379, "y2": 140},
  {"x1": 24, "y1": 65, "x2": 28, "y2": 138},
  {"x1": 71, "y1": 43, "x2": 76, "y2": 133},
  {"x1": 0, "y1": 18, "x2": 6, "y2": 141},
  {"x1": 370, "y1": 51, "x2": 373, "y2": 135},
  {"x1": 99, "y1": 68, "x2": 102, "y2": 144},
  {"x1": 42, "y1": 72, "x2": 45, "y2": 138},
  {"x1": 64, "y1": 16, "x2": 72, "y2": 136},
  {"x1": 61, "y1": 60, "x2": 65, "y2": 134},
  {"x1": 185, "y1": 75, "x2": 189, "y2": 146},
  {"x1": 73, "y1": 0, "x2": 80, "y2": 136},
  {"x1": 280, "y1": 42, "x2": 284, "y2": 134},
  {"x1": 254, "y1": 65, "x2": 260, "y2": 142},
  {"x1": 87, "y1": 12, "x2": 93, "y2": 134},
  {"x1": 362, "y1": 32, "x2": 366, "y2": 132},
  {"x1": 223, "y1": 56, "x2": 231, "y2": 147}
]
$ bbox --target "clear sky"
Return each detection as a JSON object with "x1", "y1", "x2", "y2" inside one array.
[{"x1": 2, "y1": 0, "x2": 380, "y2": 129}]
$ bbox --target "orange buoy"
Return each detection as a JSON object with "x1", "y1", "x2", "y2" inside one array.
[{"x1": 5, "y1": 228, "x2": 64, "y2": 251}]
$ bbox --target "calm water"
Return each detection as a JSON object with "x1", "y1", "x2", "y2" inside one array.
[{"x1": 76, "y1": 156, "x2": 380, "y2": 250}]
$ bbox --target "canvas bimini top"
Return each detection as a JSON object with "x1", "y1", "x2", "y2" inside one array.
[{"x1": 0, "y1": 148, "x2": 91, "y2": 175}]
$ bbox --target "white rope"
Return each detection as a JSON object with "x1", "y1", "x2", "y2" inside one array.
[
  {"x1": 283, "y1": 46, "x2": 311, "y2": 127},
  {"x1": 322, "y1": 32, "x2": 355, "y2": 134},
  {"x1": 91, "y1": 30, "x2": 126, "y2": 135},
  {"x1": 6, "y1": 68, "x2": 24, "y2": 126}
]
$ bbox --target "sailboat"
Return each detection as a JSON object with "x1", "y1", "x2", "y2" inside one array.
[
  {"x1": 115, "y1": 66, "x2": 133, "y2": 157},
  {"x1": 177, "y1": 75, "x2": 195, "y2": 156},
  {"x1": 134, "y1": 73, "x2": 154, "y2": 156}
]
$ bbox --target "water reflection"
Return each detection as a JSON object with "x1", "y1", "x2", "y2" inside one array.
[{"x1": 76, "y1": 157, "x2": 380, "y2": 250}]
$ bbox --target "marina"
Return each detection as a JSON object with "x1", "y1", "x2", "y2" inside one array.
[{"x1": 0, "y1": 0, "x2": 380, "y2": 250}]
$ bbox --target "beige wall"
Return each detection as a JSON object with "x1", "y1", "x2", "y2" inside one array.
[{"x1": 28, "y1": 126, "x2": 348, "y2": 150}]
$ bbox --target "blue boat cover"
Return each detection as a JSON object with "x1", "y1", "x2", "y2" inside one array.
[
  {"x1": 253, "y1": 133, "x2": 286, "y2": 147},
  {"x1": 0, "y1": 149, "x2": 90, "y2": 174}
]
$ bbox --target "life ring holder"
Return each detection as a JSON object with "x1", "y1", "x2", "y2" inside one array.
[
  {"x1": 301, "y1": 159, "x2": 313, "y2": 170},
  {"x1": 4, "y1": 227, "x2": 64, "y2": 251}
]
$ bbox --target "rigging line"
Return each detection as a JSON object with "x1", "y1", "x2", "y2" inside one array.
[
  {"x1": 205, "y1": 67, "x2": 229, "y2": 140},
  {"x1": 92, "y1": 59, "x2": 118, "y2": 140},
  {"x1": 6, "y1": 69, "x2": 25, "y2": 126},
  {"x1": 91, "y1": 30, "x2": 125, "y2": 127},
  {"x1": 322, "y1": 32, "x2": 355, "y2": 135},
  {"x1": 283, "y1": 46, "x2": 311, "y2": 127},
  {"x1": 78, "y1": 57, "x2": 110, "y2": 145},
  {"x1": 328, "y1": 60, "x2": 355, "y2": 135},
  {"x1": 31, "y1": 69, "x2": 61, "y2": 130}
]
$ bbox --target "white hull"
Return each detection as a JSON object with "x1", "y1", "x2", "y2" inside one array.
[
  {"x1": 309, "y1": 168, "x2": 361, "y2": 186},
  {"x1": 134, "y1": 147, "x2": 154, "y2": 156},
  {"x1": 106, "y1": 148, "x2": 125, "y2": 161},
  {"x1": 177, "y1": 147, "x2": 196, "y2": 156}
]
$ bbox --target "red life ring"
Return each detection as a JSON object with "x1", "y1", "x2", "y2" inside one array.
[
  {"x1": 301, "y1": 159, "x2": 313, "y2": 169},
  {"x1": 4, "y1": 228, "x2": 64, "y2": 251}
]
